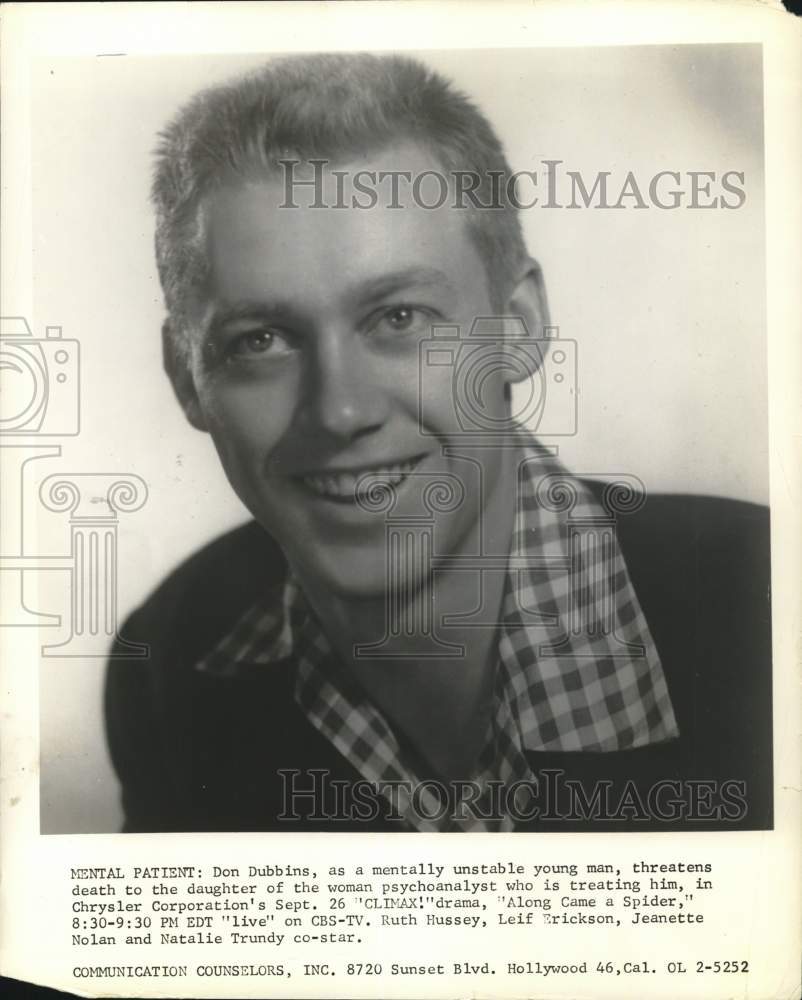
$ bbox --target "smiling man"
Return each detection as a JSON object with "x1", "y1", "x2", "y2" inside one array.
[{"x1": 105, "y1": 53, "x2": 772, "y2": 833}]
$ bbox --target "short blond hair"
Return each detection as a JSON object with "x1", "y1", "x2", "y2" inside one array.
[{"x1": 152, "y1": 53, "x2": 528, "y2": 347}]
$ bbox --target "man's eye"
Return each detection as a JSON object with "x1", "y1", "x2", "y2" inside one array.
[
  {"x1": 226, "y1": 328, "x2": 291, "y2": 360},
  {"x1": 374, "y1": 306, "x2": 431, "y2": 336},
  {"x1": 385, "y1": 307, "x2": 415, "y2": 330},
  {"x1": 235, "y1": 330, "x2": 272, "y2": 354}
]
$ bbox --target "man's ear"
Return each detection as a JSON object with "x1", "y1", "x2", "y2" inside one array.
[
  {"x1": 501, "y1": 257, "x2": 551, "y2": 383},
  {"x1": 162, "y1": 320, "x2": 208, "y2": 432}
]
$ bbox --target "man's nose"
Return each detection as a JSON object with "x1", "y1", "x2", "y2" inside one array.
[{"x1": 302, "y1": 331, "x2": 389, "y2": 441}]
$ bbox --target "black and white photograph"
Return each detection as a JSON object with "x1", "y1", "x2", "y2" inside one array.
[
  {"x1": 1, "y1": 3, "x2": 799, "y2": 999},
  {"x1": 19, "y1": 43, "x2": 771, "y2": 834}
]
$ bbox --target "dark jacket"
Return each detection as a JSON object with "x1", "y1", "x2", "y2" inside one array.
[{"x1": 105, "y1": 493, "x2": 772, "y2": 833}]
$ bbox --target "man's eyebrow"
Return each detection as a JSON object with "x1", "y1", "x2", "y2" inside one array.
[
  {"x1": 206, "y1": 267, "x2": 456, "y2": 330},
  {"x1": 207, "y1": 300, "x2": 297, "y2": 329},
  {"x1": 353, "y1": 267, "x2": 455, "y2": 304}
]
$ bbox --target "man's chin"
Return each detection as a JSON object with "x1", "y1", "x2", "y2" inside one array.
[{"x1": 291, "y1": 546, "x2": 431, "y2": 604}]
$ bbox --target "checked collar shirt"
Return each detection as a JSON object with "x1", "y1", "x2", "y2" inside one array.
[{"x1": 197, "y1": 443, "x2": 679, "y2": 831}]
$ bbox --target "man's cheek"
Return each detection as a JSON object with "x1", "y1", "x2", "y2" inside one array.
[
  {"x1": 202, "y1": 386, "x2": 293, "y2": 448},
  {"x1": 200, "y1": 409, "x2": 278, "y2": 494}
]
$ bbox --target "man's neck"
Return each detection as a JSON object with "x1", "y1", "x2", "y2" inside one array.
[{"x1": 293, "y1": 444, "x2": 522, "y2": 781}]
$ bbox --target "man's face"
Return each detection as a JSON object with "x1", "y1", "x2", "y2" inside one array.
[{"x1": 178, "y1": 143, "x2": 517, "y2": 597}]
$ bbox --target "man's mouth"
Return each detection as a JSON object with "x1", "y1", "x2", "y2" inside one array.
[{"x1": 299, "y1": 455, "x2": 424, "y2": 502}]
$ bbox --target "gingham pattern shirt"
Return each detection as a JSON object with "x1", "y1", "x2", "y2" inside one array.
[{"x1": 197, "y1": 444, "x2": 679, "y2": 831}]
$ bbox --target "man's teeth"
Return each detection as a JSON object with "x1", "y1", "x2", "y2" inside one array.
[{"x1": 302, "y1": 458, "x2": 420, "y2": 498}]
